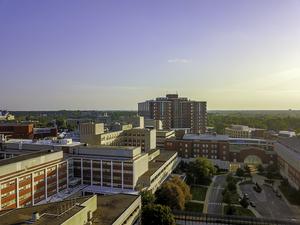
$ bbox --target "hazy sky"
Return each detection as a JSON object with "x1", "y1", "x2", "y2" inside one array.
[{"x1": 1, "y1": 0, "x2": 300, "y2": 110}]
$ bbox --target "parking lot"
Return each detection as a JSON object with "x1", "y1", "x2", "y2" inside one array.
[{"x1": 240, "y1": 183, "x2": 298, "y2": 220}]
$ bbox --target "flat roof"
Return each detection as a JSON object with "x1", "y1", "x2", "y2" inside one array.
[
  {"x1": 0, "y1": 150, "x2": 56, "y2": 167},
  {"x1": 182, "y1": 134, "x2": 270, "y2": 143},
  {"x1": 83, "y1": 145, "x2": 138, "y2": 150},
  {"x1": 0, "y1": 196, "x2": 92, "y2": 225},
  {"x1": 137, "y1": 150, "x2": 177, "y2": 185},
  {"x1": 278, "y1": 137, "x2": 300, "y2": 154},
  {"x1": 93, "y1": 194, "x2": 140, "y2": 225},
  {"x1": 183, "y1": 134, "x2": 229, "y2": 141}
]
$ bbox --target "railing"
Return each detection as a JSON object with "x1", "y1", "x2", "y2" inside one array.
[{"x1": 173, "y1": 210, "x2": 300, "y2": 225}]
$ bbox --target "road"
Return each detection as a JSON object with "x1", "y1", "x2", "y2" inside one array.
[
  {"x1": 207, "y1": 175, "x2": 227, "y2": 214},
  {"x1": 240, "y1": 183, "x2": 298, "y2": 220}
]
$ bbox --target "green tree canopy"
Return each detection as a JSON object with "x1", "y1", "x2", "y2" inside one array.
[
  {"x1": 141, "y1": 190, "x2": 156, "y2": 206},
  {"x1": 155, "y1": 181, "x2": 186, "y2": 210},
  {"x1": 187, "y1": 157, "x2": 216, "y2": 185},
  {"x1": 142, "y1": 204, "x2": 175, "y2": 225},
  {"x1": 235, "y1": 168, "x2": 245, "y2": 177},
  {"x1": 169, "y1": 176, "x2": 192, "y2": 201}
]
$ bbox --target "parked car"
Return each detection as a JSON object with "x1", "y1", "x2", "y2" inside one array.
[{"x1": 243, "y1": 193, "x2": 249, "y2": 199}]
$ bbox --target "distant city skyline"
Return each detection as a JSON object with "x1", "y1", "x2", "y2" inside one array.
[{"x1": 1, "y1": 0, "x2": 300, "y2": 110}]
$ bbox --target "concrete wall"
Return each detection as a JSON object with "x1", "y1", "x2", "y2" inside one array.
[
  {"x1": 133, "y1": 154, "x2": 149, "y2": 187},
  {"x1": 113, "y1": 195, "x2": 141, "y2": 225},
  {"x1": 0, "y1": 151, "x2": 63, "y2": 177},
  {"x1": 62, "y1": 195, "x2": 97, "y2": 225}
]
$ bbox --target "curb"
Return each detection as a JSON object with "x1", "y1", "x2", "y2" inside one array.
[{"x1": 203, "y1": 175, "x2": 216, "y2": 213}]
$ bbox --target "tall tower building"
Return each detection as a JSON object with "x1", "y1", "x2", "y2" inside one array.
[{"x1": 138, "y1": 94, "x2": 207, "y2": 134}]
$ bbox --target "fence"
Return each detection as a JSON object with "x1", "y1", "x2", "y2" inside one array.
[{"x1": 173, "y1": 210, "x2": 300, "y2": 225}]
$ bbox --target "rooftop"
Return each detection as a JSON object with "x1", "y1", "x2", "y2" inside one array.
[
  {"x1": 4, "y1": 138, "x2": 82, "y2": 147},
  {"x1": 0, "y1": 196, "x2": 92, "y2": 225},
  {"x1": 0, "y1": 150, "x2": 57, "y2": 167},
  {"x1": 278, "y1": 137, "x2": 300, "y2": 154},
  {"x1": 93, "y1": 194, "x2": 140, "y2": 225},
  {"x1": 137, "y1": 150, "x2": 177, "y2": 186},
  {"x1": 183, "y1": 134, "x2": 229, "y2": 141}
]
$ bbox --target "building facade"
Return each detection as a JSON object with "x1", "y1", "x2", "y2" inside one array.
[
  {"x1": 0, "y1": 123, "x2": 34, "y2": 139},
  {"x1": 0, "y1": 150, "x2": 68, "y2": 210},
  {"x1": 80, "y1": 123, "x2": 156, "y2": 152},
  {"x1": 138, "y1": 94, "x2": 207, "y2": 134},
  {"x1": 275, "y1": 137, "x2": 300, "y2": 190},
  {"x1": 165, "y1": 134, "x2": 276, "y2": 169}
]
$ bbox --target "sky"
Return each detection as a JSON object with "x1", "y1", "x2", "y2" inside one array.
[{"x1": 1, "y1": 0, "x2": 300, "y2": 110}]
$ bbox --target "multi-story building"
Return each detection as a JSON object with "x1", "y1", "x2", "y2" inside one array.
[
  {"x1": 225, "y1": 125, "x2": 266, "y2": 139},
  {"x1": 1, "y1": 138, "x2": 178, "y2": 196},
  {"x1": 79, "y1": 123, "x2": 156, "y2": 152},
  {"x1": 33, "y1": 127, "x2": 58, "y2": 139},
  {"x1": 156, "y1": 130, "x2": 175, "y2": 150},
  {"x1": 68, "y1": 146, "x2": 177, "y2": 193},
  {"x1": 165, "y1": 134, "x2": 276, "y2": 169},
  {"x1": 0, "y1": 150, "x2": 68, "y2": 210},
  {"x1": 0, "y1": 123, "x2": 34, "y2": 139},
  {"x1": 1, "y1": 194, "x2": 141, "y2": 225},
  {"x1": 138, "y1": 94, "x2": 207, "y2": 134},
  {"x1": 275, "y1": 137, "x2": 300, "y2": 190},
  {"x1": 0, "y1": 110, "x2": 14, "y2": 121}
]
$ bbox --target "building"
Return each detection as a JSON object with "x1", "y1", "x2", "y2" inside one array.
[
  {"x1": 0, "y1": 123, "x2": 34, "y2": 139},
  {"x1": 33, "y1": 127, "x2": 58, "y2": 139},
  {"x1": 0, "y1": 194, "x2": 141, "y2": 225},
  {"x1": 165, "y1": 134, "x2": 276, "y2": 169},
  {"x1": 138, "y1": 94, "x2": 207, "y2": 134},
  {"x1": 79, "y1": 122, "x2": 156, "y2": 152},
  {"x1": 0, "y1": 138, "x2": 82, "y2": 158},
  {"x1": 144, "y1": 119, "x2": 163, "y2": 130},
  {"x1": 156, "y1": 130, "x2": 175, "y2": 150},
  {"x1": 68, "y1": 146, "x2": 178, "y2": 193},
  {"x1": 278, "y1": 131, "x2": 296, "y2": 138},
  {"x1": 225, "y1": 125, "x2": 267, "y2": 139},
  {"x1": 0, "y1": 139, "x2": 178, "y2": 193},
  {"x1": 0, "y1": 150, "x2": 68, "y2": 210},
  {"x1": 0, "y1": 110, "x2": 14, "y2": 121},
  {"x1": 275, "y1": 137, "x2": 300, "y2": 190}
]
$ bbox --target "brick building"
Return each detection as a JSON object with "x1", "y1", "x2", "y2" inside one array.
[
  {"x1": 0, "y1": 150, "x2": 67, "y2": 210},
  {"x1": 138, "y1": 94, "x2": 207, "y2": 134},
  {"x1": 165, "y1": 134, "x2": 276, "y2": 169},
  {"x1": 0, "y1": 123, "x2": 34, "y2": 139}
]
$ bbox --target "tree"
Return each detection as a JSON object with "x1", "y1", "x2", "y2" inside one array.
[
  {"x1": 187, "y1": 157, "x2": 216, "y2": 185},
  {"x1": 141, "y1": 190, "x2": 155, "y2": 206},
  {"x1": 227, "y1": 181, "x2": 237, "y2": 192},
  {"x1": 169, "y1": 176, "x2": 192, "y2": 201},
  {"x1": 235, "y1": 168, "x2": 245, "y2": 177},
  {"x1": 155, "y1": 181, "x2": 186, "y2": 210},
  {"x1": 257, "y1": 165, "x2": 264, "y2": 174},
  {"x1": 240, "y1": 196, "x2": 249, "y2": 208},
  {"x1": 142, "y1": 204, "x2": 175, "y2": 225},
  {"x1": 222, "y1": 189, "x2": 232, "y2": 204},
  {"x1": 226, "y1": 174, "x2": 234, "y2": 183}
]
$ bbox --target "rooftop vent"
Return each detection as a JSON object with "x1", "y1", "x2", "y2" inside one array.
[{"x1": 32, "y1": 212, "x2": 40, "y2": 221}]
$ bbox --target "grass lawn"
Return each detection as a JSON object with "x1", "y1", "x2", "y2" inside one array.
[
  {"x1": 185, "y1": 201, "x2": 204, "y2": 212},
  {"x1": 224, "y1": 206, "x2": 255, "y2": 217},
  {"x1": 191, "y1": 186, "x2": 208, "y2": 201}
]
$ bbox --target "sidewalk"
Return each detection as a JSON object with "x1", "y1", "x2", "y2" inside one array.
[{"x1": 203, "y1": 175, "x2": 216, "y2": 213}]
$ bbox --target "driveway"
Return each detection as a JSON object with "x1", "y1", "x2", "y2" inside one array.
[
  {"x1": 207, "y1": 175, "x2": 227, "y2": 214},
  {"x1": 240, "y1": 183, "x2": 298, "y2": 220}
]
